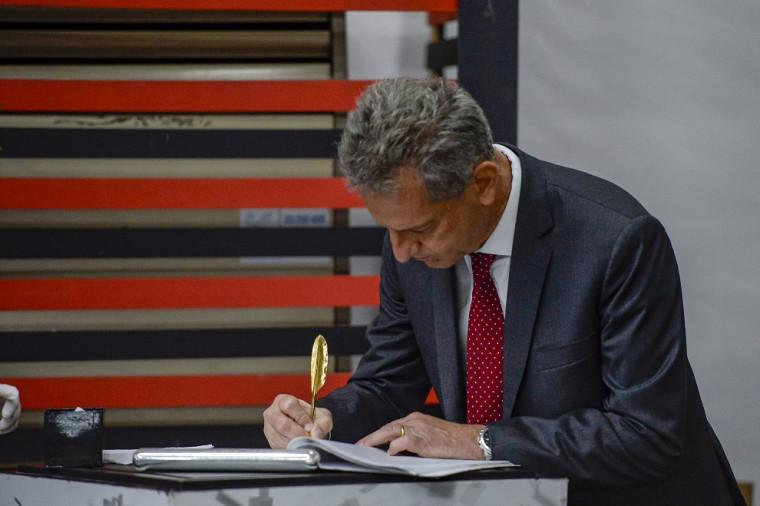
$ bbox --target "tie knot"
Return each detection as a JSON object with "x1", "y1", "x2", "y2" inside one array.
[{"x1": 470, "y1": 252, "x2": 497, "y2": 278}]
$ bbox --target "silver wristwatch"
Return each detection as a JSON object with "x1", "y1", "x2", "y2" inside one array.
[{"x1": 477, "y1": 426, "x2": 493, "y2": 461}]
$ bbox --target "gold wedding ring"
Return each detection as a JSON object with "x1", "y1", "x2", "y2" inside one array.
[{"x1": 399, "y1": 425, "x2": 406, "y2": 438}]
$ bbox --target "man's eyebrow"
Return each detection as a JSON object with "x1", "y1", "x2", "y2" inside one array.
[{"x1": 397, "y1": 220, "x2": 433, "y2": 233}]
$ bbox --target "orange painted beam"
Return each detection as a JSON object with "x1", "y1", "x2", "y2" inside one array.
[
  {"x1": 0, "y1": 275, "x2": 380, "y2": 310},
  {"x1": 0, "y1": 0, "x2": 456, "y2": 11},
  {"x1": 2, "y1": 374, "x2": 439, "y2": 409},
  {"x1": 428, "y1": 11, "x2": 457, "y2": 25},
  {"x1": 0, "y1": 178, "x2": 365, "y2": 210},
  {"x1": 4, "y1": 373, "x2": 352, "y2": 409},
  {"x1": 0, "y1": 80, "x2": 372, "y2": 113}
]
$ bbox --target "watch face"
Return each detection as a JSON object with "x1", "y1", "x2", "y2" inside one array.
[
  {"x1": 482, "y1": 428, "x2": 491, "y2": 446},
  {"x1": 478, "y1": 427, "x2": 493, "y2": 460}
]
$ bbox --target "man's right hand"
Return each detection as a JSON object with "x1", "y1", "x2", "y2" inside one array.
[
  {"x1": 263, "y1": 394, "x2": 333, "y2": 449},
  {"x1": 0, "y1": 384, "x2": 21, "y2": 435}
]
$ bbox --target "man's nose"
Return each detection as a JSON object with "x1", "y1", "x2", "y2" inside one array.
[{"x1": 389, "y1": 230, "x2": 419, "y2": 263}]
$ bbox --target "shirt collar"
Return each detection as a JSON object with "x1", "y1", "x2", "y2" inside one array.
[{"x1": 474, "y1": 144, "x2": 522, "y2": 257}]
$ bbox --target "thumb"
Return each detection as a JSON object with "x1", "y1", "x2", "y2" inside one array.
[
  {"x1": 1, "y1": 386, "x2": 20, "y2": 419},
  {"x1": 2, "y1": 396, "x2": 20, "y2": 419},
  {"x1": 0, "y1": 417, "x2": 13, "y2": 434}
]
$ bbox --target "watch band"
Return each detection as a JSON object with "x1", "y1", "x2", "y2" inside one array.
[{"x1": 477, "y1": 427, "x2": 493, "y2": 461}]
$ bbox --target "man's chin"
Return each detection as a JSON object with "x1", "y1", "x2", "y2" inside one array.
[{"x1": 419, "y1": 257, "x2": 455, "y2": 269}]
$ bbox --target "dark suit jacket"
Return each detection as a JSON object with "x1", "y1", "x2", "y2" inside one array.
[{"x1": 319, "y1": 146, "x2": 743, "y2": 505}]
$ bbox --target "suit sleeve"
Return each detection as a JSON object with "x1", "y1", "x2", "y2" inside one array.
[
  {"x1": 490, "y1": 214, "x2": 690, "y2": 486},
  {"x1": 318, "y1": 236, "x2": 431, "y2": 443}
]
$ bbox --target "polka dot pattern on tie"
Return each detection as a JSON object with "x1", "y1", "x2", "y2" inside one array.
[{"x1": 466, "y1": 252, "x2": 505, "y2": 425}]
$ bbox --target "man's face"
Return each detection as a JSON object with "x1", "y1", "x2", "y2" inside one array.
[{"x1": 362, "y1": 168, "x2": 489, "y2": 269}]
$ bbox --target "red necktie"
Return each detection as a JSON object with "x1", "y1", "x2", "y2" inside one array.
[{"x1": 466, "y1": 252, "x2": 505, "y2": 425}]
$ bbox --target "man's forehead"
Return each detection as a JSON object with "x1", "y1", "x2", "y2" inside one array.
[{"x1": 362, "y1": 187, "x2": 439, "y2": 229}]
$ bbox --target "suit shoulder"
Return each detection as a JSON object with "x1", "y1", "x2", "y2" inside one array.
[{"x1": 541, "y1": 160, "x2": 648, "y2": 221}]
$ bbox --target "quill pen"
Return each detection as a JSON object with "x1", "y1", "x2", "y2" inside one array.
[{"x1": 310, "y1": 334, "x2": 328, "y2": 422}]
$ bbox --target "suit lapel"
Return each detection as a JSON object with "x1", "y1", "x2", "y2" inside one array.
[
  {"x1": 503, "y1": 147, "x2": 553, "y2": 417},
  {"x1": 431, "y1": 267, "x2": 466, "y2": 422}
]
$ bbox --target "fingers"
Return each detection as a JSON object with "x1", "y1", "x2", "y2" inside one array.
[
  {"x1": 358, "y1": 421, "x2": 417, "y2": 456},
  {"x1": 285, "y1": 397, "x2": 316, "y2": 429},
  {"x1": 263, "y1": 394, "x2": 309, "y2": 448},
  {"x1": 0, "y1": 404, "x2": 20, "y2": 435},
  {"x1": 1, "y1": 397, "x2": 20, "y2": 420},
  {"x1": 310, "y1": 407, "x2": 333, "y2": 439},
  {"x1": 358, "y1": 412, "x2": 480, "y2": 459},
  {"x1": 387, "y1": 433, "x2": 411, "y2": 456},
  {"x1": 0, "y1": 415, "x2": 18, "y2": 435},
  {"x1": 0, "y1": 384, "x2": 19, "y2": 402},
  {"x1": 0, "y1": 385, "x2": 21, "y2": 435},
  {"x1": 357, "y1": 410, "x2": 423, "y2": 447},
  {"x1": 263, "y1": 395, "x2": 334, "y2": 448},
  {"x1": 357, "y1": 420, "x2": 408, "y2": 448}
]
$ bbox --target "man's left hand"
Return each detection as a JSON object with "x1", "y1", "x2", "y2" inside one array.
[{"x1": 357, "y1": 412, "x2": 485, "y2": 460}]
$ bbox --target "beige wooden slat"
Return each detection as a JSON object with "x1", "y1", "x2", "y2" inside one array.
[
  {"x1": 0, "y1": 267, "x2": 333, "y2": 279},
  {"x1": 106, "y1": 407, "x2": 267, "y2": 427},
  {"x1": 0, "y1": 356, "x2": 319, "y2": 377},
  {"x1": 0, "y1": 258, "x2": 334, "y2": 275},
  {"x1": 0, "y1": 210, "x2": 336, "y2": 229},
  {"x1": 0, "y1": 210, "x2": 240, "y2": 228},
  {"x1": 0, "y1": 30, "x2": 330, "y2": 60},
  {"x1": 0, "y1": 209, "x2": 336, "y2": 228},
  {"x1": 0, "y1": 63, "x2": 330, "y2": 80},
  {"x1": 0, "y1": 158, "x2": 334, "y2": 177},
  {"x1": 0, "y1": 265, "x2": 333, "y2": 279},
  {"x1": 0, "y1": 113, "x2": 334, "y2": 128},
  {"x1": 18, "y1": 406, "x2": 267, "y2": 427},
  {"x1": 0, "y1": 307, "x2": 334, "y2": 331},
  {"x1": 0, "y1": 7, "x2": 328, "y2": 24}
]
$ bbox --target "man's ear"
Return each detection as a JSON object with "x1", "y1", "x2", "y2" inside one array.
[{"x1": 471, "y1": 161, "x2": 500, "y2": 206}]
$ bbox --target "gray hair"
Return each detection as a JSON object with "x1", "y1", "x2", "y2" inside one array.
[{"x1": 337, "y1": 77, "x2": 494, "y2": 201}]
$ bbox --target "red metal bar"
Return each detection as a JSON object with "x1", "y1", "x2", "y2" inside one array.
[
  {"x1": 2, "y1": 374, "x2": 439, "y2": 409},
  {"x1": 3, "y1": 373, "x2": 351, "y2": 409},
  {"x1": 0, "y1": 178, "x2": 365, "y2": 210},
  {"x1": 428, "y1": 11, "x2": 457, "y2": 25},
  {"x1": 0, "y1": 80, "x2": 372, "y2": 113},
  {"x1": 0, "y1": 275, "x2": 380, "y2": 310},
  {"x1": 0, "y1": 0, "x2": 456, "y2": 11}
]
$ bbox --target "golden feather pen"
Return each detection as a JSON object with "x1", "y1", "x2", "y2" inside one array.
[{"x1": 310, "y1": 334, "x2": 328, "y2": 424}]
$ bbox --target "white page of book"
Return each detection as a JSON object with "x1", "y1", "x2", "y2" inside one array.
[{"x1": 287, "y1": 437, "x2": 518, "y2": 478}]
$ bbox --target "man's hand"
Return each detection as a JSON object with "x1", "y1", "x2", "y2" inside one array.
[
  {"x1": 263, "y1": 394, "x2": 333, "y2": 449},
  {"x1": 0, "y1": 384, "x2": 21, "y2": 435},
  {"x1": 357, "y1": 412, "x2": 485, "y2": 460}
]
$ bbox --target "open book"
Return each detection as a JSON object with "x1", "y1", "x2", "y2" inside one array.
[
  {"x1": 127, "y1": 438, "x2": 517, "y2": 478},
  {"x1": 287, "y1": 437, "x2": 518, "y2": 478}
]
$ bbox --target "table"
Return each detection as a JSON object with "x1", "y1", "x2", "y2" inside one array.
[{"x1": 1, "y1": 465, "x2": 568, "y2": 506}]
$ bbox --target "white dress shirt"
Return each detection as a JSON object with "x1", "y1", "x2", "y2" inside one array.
[{"x1": 455, "y1": 144, "x2": 522, "y2": 357}]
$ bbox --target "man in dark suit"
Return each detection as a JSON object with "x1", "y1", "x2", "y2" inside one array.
[{"x1": 263, "y1": 78, "x2": 743, "y2": 505}]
